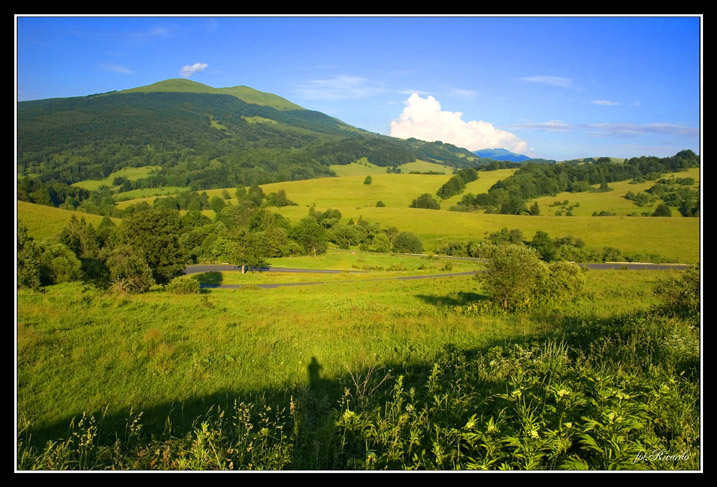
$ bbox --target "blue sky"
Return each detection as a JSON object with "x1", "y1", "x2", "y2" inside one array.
[{"x1": 16, "y1": 15, "x2": 701, "y2": 161}]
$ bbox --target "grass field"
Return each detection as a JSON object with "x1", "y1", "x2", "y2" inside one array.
[
  {"x1": 17, "y1": 201, "x2": 119, "y2": 242},
  {"x1": 16, "y1": 256, "x2": 700, "y2": 470},
  {"x1": 16, "y1": 165, "x2": 702, "y2": 469},
  {"x1": 531, "y1": 167, "x2": 701, "y2": 217},
  {"x1": 71, "y1": 166, "x2": 162, "y2": 192}
]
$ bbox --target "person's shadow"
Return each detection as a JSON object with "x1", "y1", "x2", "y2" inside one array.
[
  {"x1": 307, "y1": 356, "x2": 323, "y2": 388},
  {"x1": 294, "y1": 356, "x2": 340, "y2": 469}
]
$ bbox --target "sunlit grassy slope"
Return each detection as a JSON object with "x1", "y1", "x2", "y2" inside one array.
[
  {"x1": 34, "y1": 165, "x2": 701, "y2": 264},
  {"x1": 17, "y1": 201, "x2": 118, "y2": 242},
  {"x1": 531, "y1": 167, "x2": 701, "y2": 217}
]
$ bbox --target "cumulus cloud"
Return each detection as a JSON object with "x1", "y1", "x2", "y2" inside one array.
[
  {"x1": 179, "y1": 62, "x2": 208, "y2": 78},
  {"x1": 389, "y1": 93, "x2": 529, "y2": 154}
]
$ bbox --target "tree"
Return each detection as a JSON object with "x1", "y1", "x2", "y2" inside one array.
[
  {"x1": 106, "y1": 245, "x2": 156, "y2": 293},
  {"x1": 364, "y1": 175, "x2": 372, "y2": 185},
  {"x1": 410, "y1": 193, "x2": 440, "y2": 210},
  {"x1": 529, "y1": 230, "x2": 556, "y2": 262},
  {"x1": 231, "y1": 230, "x2": 268, "y2": 273},
  {"x1": 291, "y1": 217, "x2": 328, "y2": 256},
  {"x1": 38, "y1": 242, "x2": 83, "y2": 285},
  {"x1": 479, "y1": 244, "x2": 546, "y2": 311},
  {"x1": 652, "y1": 204, "x2": 672, "y2": 217},
  {"x1": 210, "y1": 195, "x2": 226, "y2": 214},
  {"x1": 392, "y1": 232, "x2": 423, "y2": 254},
  {"x1": 17, "y1": 221, "x2": 42, "y2": 290},
  {"x1": 120, "y1": 209, "x2": 186, "y2": 286}
]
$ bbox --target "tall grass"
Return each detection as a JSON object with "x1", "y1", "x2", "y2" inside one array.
[{"x1": 16, "y1": 267, "x2": 700, "y2": 470}]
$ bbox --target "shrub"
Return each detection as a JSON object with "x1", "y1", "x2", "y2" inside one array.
[
  {"x1": 392, "y1": 232, "x2": 423, "y2": 254},
  {"x1": 479, "y1": 244, "x2": 546, "y2": 310},
  {"x1": 166, "y1": 275, "x2": 202, "y2": 294},
  {"x1": 410, "y1": 193, "x2": 440, "y2": 210},
  {"x1": 538, "y1": 261, "x2": 586, "y2": 304},
  {"x1": 654, "y1": 265, "x2": 700, "y2": 323}
]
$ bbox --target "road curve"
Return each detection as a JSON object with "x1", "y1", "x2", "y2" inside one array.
[{"x1": 184, "y1": 262, "x2": 690, "y2": 289}]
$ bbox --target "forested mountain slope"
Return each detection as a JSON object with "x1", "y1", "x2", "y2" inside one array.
[{"x1": 17, "y1": 79, "x2": 479, "y2": 193}]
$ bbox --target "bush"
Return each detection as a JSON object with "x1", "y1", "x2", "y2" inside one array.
[
  {"x1": 166, "y1": 275, "x2": 202, "y2": 294},
  {"x1": 392, "y1": 232, "x2": 423, "y2": 254},
  {"x1": 410, "y1": 193, "x2": 440, "y2": 210},
  {"x1": 479, "y1": 244, "x2": 546, "y2": 310},
  {"x1": 538, "y1": 261, "x2": 586, "y2": 304},
  {"x1": 654, "y1": 265, "x2": 700, "y2": 323}
]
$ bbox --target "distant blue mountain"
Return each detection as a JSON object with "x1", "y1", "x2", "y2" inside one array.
[{"x1": 473, "y1": 148, "x2": 531, "y2": 162}]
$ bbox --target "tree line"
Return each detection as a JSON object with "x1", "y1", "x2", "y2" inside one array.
[
  {"x1": 17, "y1": 186, "x2": 425, "y2": 293},
  {"x1": 449, "y1": 150, "x2": 699, "y2": 215}
]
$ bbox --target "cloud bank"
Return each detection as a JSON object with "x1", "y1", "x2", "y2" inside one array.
[
  {"x1": 389, "y1": 93, "x2": 529, "y2": 154},
  {"x1": 179, "y1": 62, "x2": 208, "y2": 78}
]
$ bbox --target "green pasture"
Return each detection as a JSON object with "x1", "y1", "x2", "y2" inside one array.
[
  {"x1": 531, "y1": 167, "x2": 701, "y2": 217},
  {"x1": 17, "y1": 262, "x2": 684, "y2": 447},
  {"x1": 274, "y1": 206, "x2": 700, "y2": 263},
  {"x1": 17, "y1": 201, "x2": 118, "y2": 242},
  {"x1": 71, "y1": 166, "x2": 162, "y2": 192},
  {"x1": 260, "y1": 173, "x2": 451, "y2": 208}
]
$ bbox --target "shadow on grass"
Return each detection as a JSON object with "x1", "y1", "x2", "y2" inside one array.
[
  {"x1": 191, "y1": 271, "x2": 223, "y2": 288},
  {"x1": 17, "y1": 308, "x2": 700, "y2": 470},
  {"x1": 415, "y1": 291, "x2": 488, "y2": 307}
]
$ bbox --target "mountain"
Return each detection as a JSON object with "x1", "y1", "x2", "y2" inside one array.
[
  {"x1": 472, "y1": 148, "x2": 531, "y2": 162},
  {"x1": 17, "y1": 79, "x2": 480, "y2": 194}
]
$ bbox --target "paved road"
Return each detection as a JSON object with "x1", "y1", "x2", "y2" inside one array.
[{"x1": 184, "y1": 262, "x2": 690, "y2": 289}]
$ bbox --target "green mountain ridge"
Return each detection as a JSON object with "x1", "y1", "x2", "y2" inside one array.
[
  {"x1": 17, "y1": 79, "x2": 481, "y2": 194},
  {"x1": 122, "y1": 78, "x2": 306, "y2": 112}
]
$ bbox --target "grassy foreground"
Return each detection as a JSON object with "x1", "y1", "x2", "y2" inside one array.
[{"x1": 16, "y1": 257, "x2": 700, "y2": 470}]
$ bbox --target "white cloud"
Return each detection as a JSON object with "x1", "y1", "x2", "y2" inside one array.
[
  {"x1": 101, "y1": 62, "x2": 132, "y2": 75},
  {"x1": 179, "y1": 62, "x2": 208, "y2": 78},
  {"x1": 522, "y1": 75, "x2": 573, "y2": 88},
  {"x1": 591, "y1": 100, "x2": 619, "y2": 106},
  {"x1": 516, "y1": 120, "x2": 698, "y2": 138},
  {"x1": 514, "y1": 120, "x2": 573, "y2": 132},
  {"x1": 389, "y1": 93, "x2": 529, "y2": 154},
  {"x1": 295, "y1": 75, "x2": 386, "y2": 100}
]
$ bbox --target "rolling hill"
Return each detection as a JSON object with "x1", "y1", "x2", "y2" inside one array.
[{"x1": 17, "y1": 78, "x2": 480, "y2": 195}]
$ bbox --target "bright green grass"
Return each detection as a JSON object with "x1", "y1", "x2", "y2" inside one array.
[
  {"x1": 329, "y1": 158, "x2": 390, "y2": 177},
  {"x1": 274, "y1": 206, "x2": 700, "y2": 263},
  {"x1": 530, "y1": 167, "x2": 701, "y2": 217},
  {"x1": 398, "y1": 160, "x2": 453, "y2": 174},
  {"x1": 16, "y1": 266, "x2": 686, "y2": 449},
  {"x1": 71, "y1": 166, "x2": 162, "y2": 192},
  {"x1": 439, "y1": 168, "x2": 518, "y2": 207},
  {"x1": 259, "y1": 173, "x2": 452, "y2": 208},
  {"x1": 111, "y1": 186, "x2": 189, "y2": 202},
  {"x1": 18, "y1": 201, "x2": 119, "y2": 242}
]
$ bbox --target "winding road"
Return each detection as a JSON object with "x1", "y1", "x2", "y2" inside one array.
[{"x1": 183, "y1": 261, "x2": 691, "y2": 289}]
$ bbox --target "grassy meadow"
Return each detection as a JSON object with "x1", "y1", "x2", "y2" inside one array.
[
  {"x1": 17, "y1": 252, "x2": 700, "y2": 470},
  {"x1": 17, "y1": 161, "x2": 701, "y2": 470}
]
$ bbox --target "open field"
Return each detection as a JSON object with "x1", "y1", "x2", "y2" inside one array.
[
  {"x1": 17, "y1": 201, "x2": 119, "y2": 242},
  {"x1": 531, "y1": 167, "x2": 701, "y2": 217},
  {"x1": 71, "y1": 166, "x2": 163, "y2": 192},
  {"x1": 17, "y1": 255, "x2": 700, "y2": 469},
  {"x1": 272, "y1": 206, "x2": 700, "y2": 264},
  {"x1": 17, "y1": 161, "x2": 701, "y2": 470}
]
